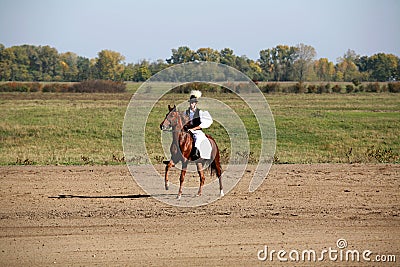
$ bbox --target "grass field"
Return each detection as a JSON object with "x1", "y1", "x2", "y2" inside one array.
[{"x1": 0, "y1": 90, "x2": 399, "y2": 165}]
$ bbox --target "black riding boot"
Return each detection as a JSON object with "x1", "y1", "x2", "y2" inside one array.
[{"x1": 191, "y1": 147, "x2": 200, "y2": 161}]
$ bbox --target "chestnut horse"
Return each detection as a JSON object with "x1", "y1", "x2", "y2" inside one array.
[{"x1": 160, "y1": 105, "x2": 223, "y2": 199}]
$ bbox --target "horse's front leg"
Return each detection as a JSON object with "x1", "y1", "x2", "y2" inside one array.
[
  {"x1": 177, "y1": 160, "x2": 188, "y2": 199},
  {"x1": 164, "y1": 160, "x2": 175, "y2": 190},
  {"x1": 196, "y1": 161, "x2": 205, "y2": 196}
]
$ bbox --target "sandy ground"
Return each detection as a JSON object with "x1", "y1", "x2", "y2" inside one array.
[{"x1": 0, "y1": 164, "x2": 399, "y2": 266}]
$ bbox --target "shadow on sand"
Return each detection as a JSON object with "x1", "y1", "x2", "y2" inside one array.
[{"x1": 49, "y1": 194, "x2": 151, "y2": 199}]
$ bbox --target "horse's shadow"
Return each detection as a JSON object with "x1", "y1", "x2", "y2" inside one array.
[
  {"x1": 48, "y1": 193, "x2": 183, "y2": 199},
  {"x1": 49, "y1": 194, "x2": 151, "y2": 199}
]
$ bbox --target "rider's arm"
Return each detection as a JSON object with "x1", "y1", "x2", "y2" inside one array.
[
  {"x1": 189, "y1": 125, "x2": 202, "y2": 131},
  {"x1": 198, "y1": 110, "x2": 213, "y2": 129}
]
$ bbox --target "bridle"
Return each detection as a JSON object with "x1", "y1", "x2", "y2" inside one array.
[
  {"x1": 164, "y1": 110, "x2": 183, "y2": 132},
  {"x1": 165, "y1": 110, "x2": 192, "y2": 134}
]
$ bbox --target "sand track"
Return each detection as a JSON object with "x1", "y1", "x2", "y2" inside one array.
[{"x1": 0, "y1": 164, "x2": 399, "y2": 266}]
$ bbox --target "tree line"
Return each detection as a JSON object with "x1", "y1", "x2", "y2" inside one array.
[{"x1": 0, "y1": 43, "x2": 399, "y2": 82}]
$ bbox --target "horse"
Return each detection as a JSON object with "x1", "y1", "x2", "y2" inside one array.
[{"x1": 160, "y1": 105, "x2": 224, "y2": 199}]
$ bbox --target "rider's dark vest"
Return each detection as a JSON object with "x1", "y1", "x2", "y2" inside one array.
[{"x1": 186, "y1": 108, "x2": 201, "y2": 128}]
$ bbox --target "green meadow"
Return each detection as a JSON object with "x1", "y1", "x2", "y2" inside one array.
[{"x1": 0, "y1": 88, "x2": 399, "y2": 165}]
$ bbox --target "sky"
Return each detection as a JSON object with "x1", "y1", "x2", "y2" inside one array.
[{"x1": 0, "y1": 0, "x2": 399, "y2": 64}]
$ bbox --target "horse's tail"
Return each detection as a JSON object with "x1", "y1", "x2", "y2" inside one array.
[
  {"x1": 207, "y1": 135, "x2": 222, "y2": 178},
  {"x1": 210, "y1": 158, "x2": 219, "y2": 177},
  {"x1": 207, "y1": 135, "x2": 223, "y2": 195}
]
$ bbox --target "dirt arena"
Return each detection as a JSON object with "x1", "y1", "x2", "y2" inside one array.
[{"x1": 0, "y1": 164, "x2": 399, "y2": 266}]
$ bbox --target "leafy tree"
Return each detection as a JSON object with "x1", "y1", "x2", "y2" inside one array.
[
  {"x1": 367, "y1": 53, "x2": 398, "y2": 81},
  {"x1": 235, "y1": 56, "x2": 251, "y2": 78},
  {"x1": 314, "y1": 58, "x2": 335, "y2": 81},
  {"x1": 354, "y1": 55, "x2": 371, "y2": 81},
  {"x1": 89, "y1": 58, "x2": 97, "y2": 79},
  {"x1": 12, "y1": 45, "x2": 35, "y2": 80},
  {"x1": 336, "y1": 60, "x2": 359, "y2": 81},
  {"x1": 248, "y1": 60, "x2": 263, "y2": 81},
  {"x1": 336, "y1": 50, "x2": 361, "y2": 82},
  {"x1": 94, "y1": 50, "x2": 125, "y2": 81},
  {"x1": 0, "y1": 43, "x2": 399, "y2": 83},
  {"x1": 398, "y1": 57, "x2": 400, "y2": 80},
  {"x1": 0, "y1": 46, "x2": 15, "y2": 80},
  {"x1": 196, "y1": 47, "x2": 220, "y2": 62},
  {"x1": 220, "y1": 48, "x2": 236, "y2": 67},
  {"x1": 166, "y1": 46, "x2": 197, "y2": 64},
  {"x1": 59, "y1": 52, "x2": 79, "y2": 81},
  {"x1": 259, "y1": 45, "x2": 297, "y2": 81},
  {"x1": 38, "y1": 45, "x2": 59, "y2": 81},
  {"x1": 133, "y1": 60, "x2": 151, "y2": 81},
  {"x1": 258, "y1": 49, "x2": 273, "y2": 81},
  {"x1": 0, "y1": 45, "x2": 58, "y2": 81},
  {"x1": 232, "y1": 55, "x2": 261, "y2": 81},
  {"x1": 342, "y1": 49, "x2": 359, "y2": 62},
  {"x1": 149, "y1": 59, "x2": 168, "y2": 75},
  {"x1": 292, "y1": 43, "x2": 316, "y2": 81},
  {"x1": 122, "y1": 63, "x2": 135, "y2": 81},
  {"x1": 355, "y1": 55, "x2": 369, "y2": 72},
  {"x1": 76, "y1": 56, "x2": 90, "y2": 81}
]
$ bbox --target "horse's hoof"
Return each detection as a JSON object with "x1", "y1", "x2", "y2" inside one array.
[
  {"x1": 165, "y1": 182, "x2": 170, "y2": 190},
  {"x1": 177, "y1": 195, "x2": 181, "y2": 200},
  {"x1": 220, "y1": 190, "x2": 224, "y2": 197}
]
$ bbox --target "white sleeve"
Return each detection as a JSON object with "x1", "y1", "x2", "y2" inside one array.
[{"x1": 199, "y1": 110, "x2": 213, "y2": 129}]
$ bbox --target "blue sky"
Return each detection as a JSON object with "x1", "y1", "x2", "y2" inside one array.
[{"x1": 1, "y1": 0, "x2": 399, "y2": 63}]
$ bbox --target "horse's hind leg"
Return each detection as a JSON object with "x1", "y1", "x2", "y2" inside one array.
[
  {"x1": 216, "y1": 160, "x2": 224, "y2": 197},
  {"x1": 196, "y1": 161, "x2": 205, "y2": 196}
]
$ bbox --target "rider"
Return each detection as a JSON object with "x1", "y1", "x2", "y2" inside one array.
[{"x1": 184, "y1": 90, "x2": 213, "y2": 160}]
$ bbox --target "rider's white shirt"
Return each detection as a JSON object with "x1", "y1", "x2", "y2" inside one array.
[{"x1": 190, "y1": 109, "x2": 213, "y2": 159}]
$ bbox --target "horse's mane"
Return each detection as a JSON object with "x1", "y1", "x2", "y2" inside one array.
[{"x1": 178, "y1": 110, "x2": 189, "y2": 125}]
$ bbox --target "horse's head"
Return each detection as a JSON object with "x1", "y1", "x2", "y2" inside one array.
[{"x1": 160, "y1": 105, "x2": 181, "y2": 131}]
